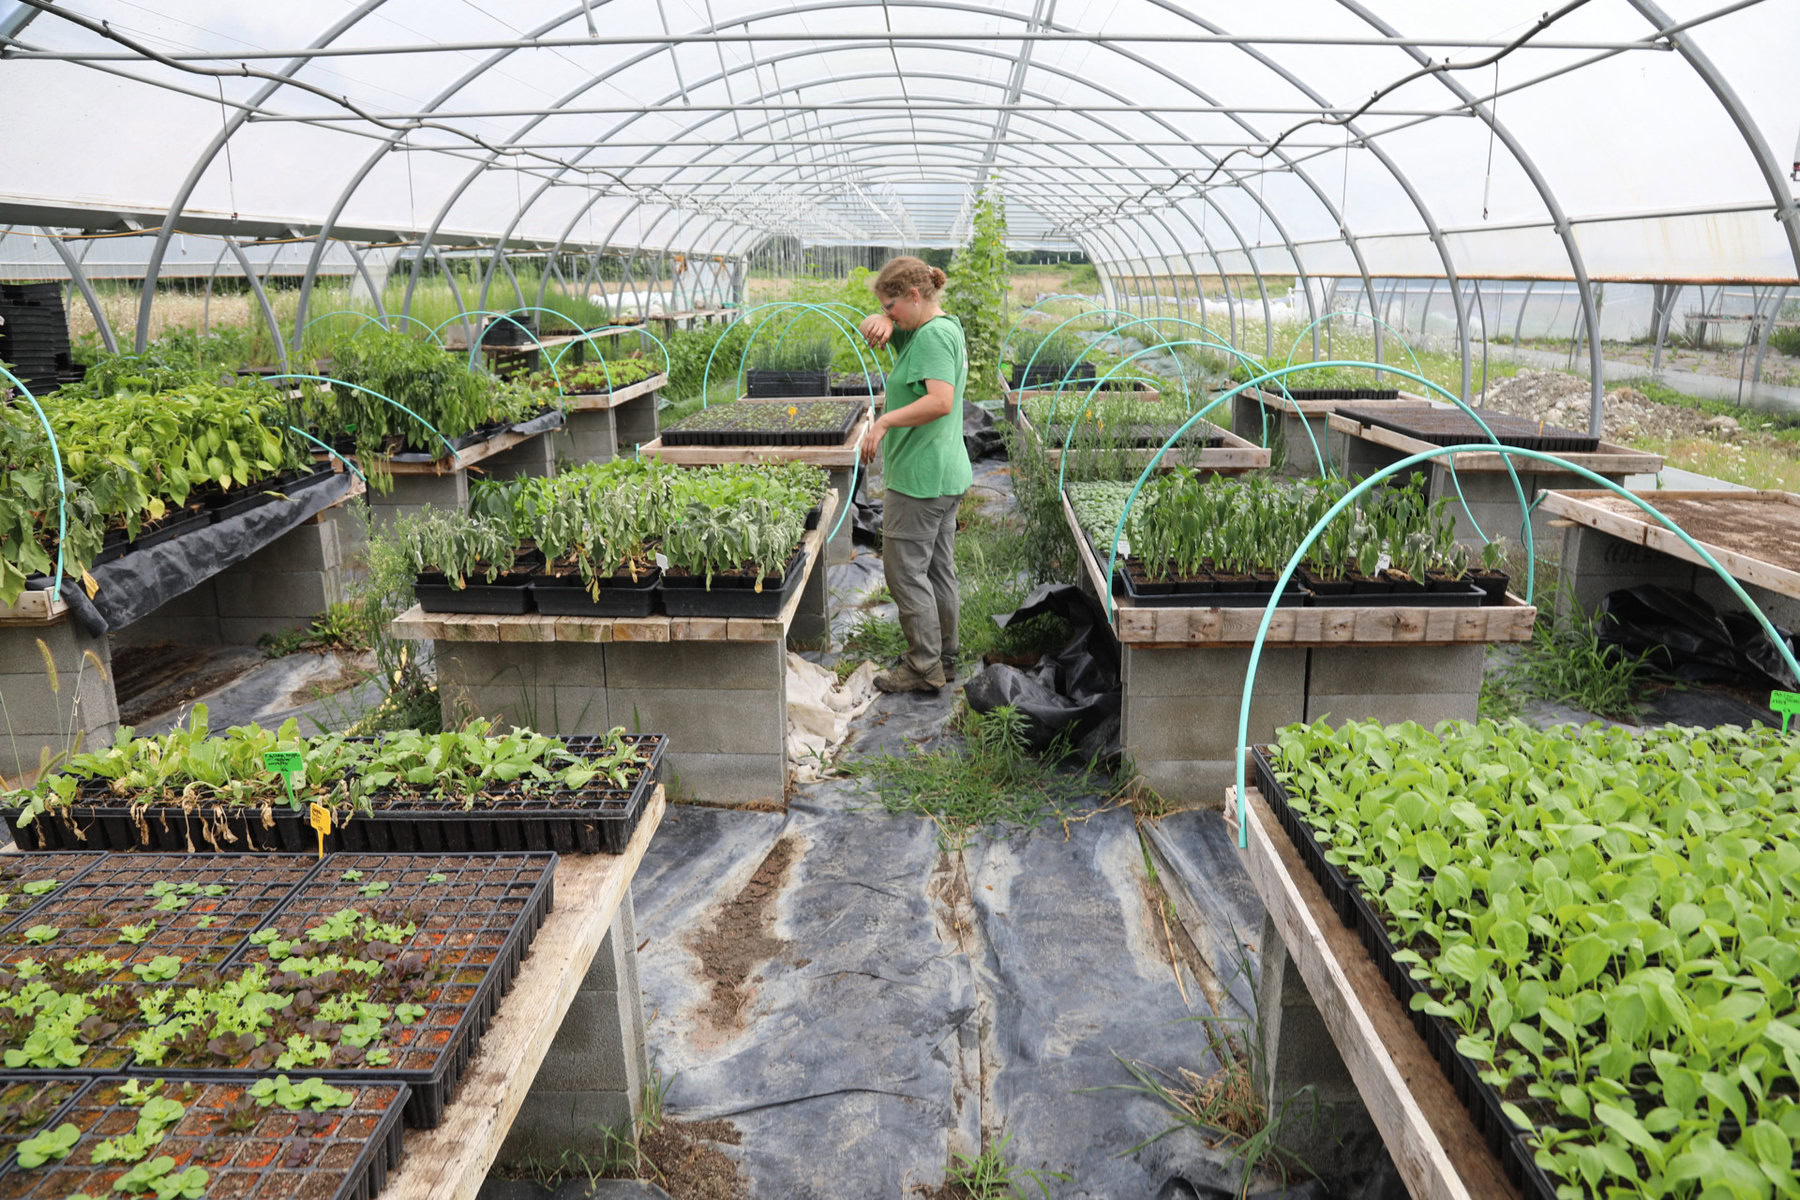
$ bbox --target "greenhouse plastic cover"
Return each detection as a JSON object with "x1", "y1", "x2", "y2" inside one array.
[{"x1": 0, "y1": 0, "x2": 1794, "y2": 285}]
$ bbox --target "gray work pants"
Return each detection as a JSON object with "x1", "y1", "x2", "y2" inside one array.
[{"x1": 882, "y1": 489, "x2": 963, "y2": 680}]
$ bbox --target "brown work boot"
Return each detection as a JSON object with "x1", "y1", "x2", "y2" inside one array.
[{"x1": 874, "y1": 663, "x2": 946, "y2": 694}]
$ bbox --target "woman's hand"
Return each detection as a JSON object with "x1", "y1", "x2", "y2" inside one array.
[
  {"x1": 859, "y1": 312, "x2": 894, "y2": 349},
  {"x1": 860, "y1": 414, "x2": 887, "y2": 464}
]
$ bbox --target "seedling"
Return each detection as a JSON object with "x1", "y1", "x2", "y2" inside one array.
[
  {"x1": 22, "y1": 924, "x2": 58, "y2": 945},
  {"x1": 15, "y1": 1121, "x2": 80, "y2": 1168}
]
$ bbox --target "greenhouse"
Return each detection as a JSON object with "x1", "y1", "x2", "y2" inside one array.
[{"x1": 0, "y1": 2, "x2": 1798, "y2": 1198}]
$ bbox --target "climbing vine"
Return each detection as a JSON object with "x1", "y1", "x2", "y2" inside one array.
[{"x1": 944, "y1": 186, "x2": 1009, "y2": 405}]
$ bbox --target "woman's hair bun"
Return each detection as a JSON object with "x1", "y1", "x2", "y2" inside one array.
[{"x1": 929, "y1": 267, "x2": 948, "y2": 289}]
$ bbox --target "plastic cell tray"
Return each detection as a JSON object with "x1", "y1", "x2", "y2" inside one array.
[
  {"x1": 0, "y1": 1075, "x2": 408, "y2": 1200},
  {"x1": 1337, "y1": 403, "x2": 1600, "y2": 454},
  {"x1": 661, "y1": 547, "x2": 807, "y2": 618},
  {"x1": 529, "y1": 569, "x2": 659, "y2": 617}
]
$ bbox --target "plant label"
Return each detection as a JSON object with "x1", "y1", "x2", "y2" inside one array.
[
  {"x1": 263, "y1": 750, "x2": 304, "y2": 777},
  {"x1": 1773, "y1": 690, "x2": 1800, "y2": 734},
  {"x1": 308, "y1": 802, "x2": 332, "y2": 859}
]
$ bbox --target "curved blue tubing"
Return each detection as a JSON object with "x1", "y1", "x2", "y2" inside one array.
[
  {"x1": 999, "y1": 294, "x2": 1144, "y2": 396},
  {"x1": 284, "y1": 427, "x2": 368, "y2": 486},
  {"x1": 265, "y1": 373, "x2": 460, "y2": 463},
  {"x1": 1, "y1": 368, "x2": 68, "y2": 582},
  {"x1": 545, "y1": 325, "x2": 674, "y2": 388},
  {"x1": 1229, "y1": 443, "x2": 1800, "y2": 847},
  {"x1": 368, "y1": 313, "x2": 445, "y2": 346},
  {"x1": 701, "y1": 301, "x2": 884, "y2": 405},
  {"x1": 1098, "y1": 363, "x2": 1536, "y2": 619}
]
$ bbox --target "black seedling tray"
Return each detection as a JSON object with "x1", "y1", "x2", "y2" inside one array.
[
  {"x1": 0, "y1": 1075, "x2": 409, "y2": 1200},
  {"x1": 0, "y1": 854, "x2": 316, "y2": 977},
  {"x1": 1121, "y1": 564, "x2": 1306, "y2": 609},
  {"x1": 1252, "y1": 752, "x2": 1568, "y2": 1200},
  {"x1": 337, "y1": 735, "x2": 665, "y2": 855},
  {"x1": 745, "y1": 368, "x2": 829, "y2": 398},
  {"x1": 0, "y1": 853, "x2": 104, "y2": 924},
  {"x1": 5, "y1": 797, "x2": 309, "y2": 854},
  {"x1": 1008, "y1": 364, "x2": 1094, "y2": 389},
  {"x1": 529, "y1": 569, "x2": 659, "y2": 617},
  {"x1": 1337, "y1": 403, "x2": 1600, "y2": 453},
  {"x1": 661, "y1": 400, "x2": 862, "y2": 447},
  {"x1": 0, "y1": 1075, "x2": 87, "y2": 1171},
  {"x1": 131, "y1": 508, "x2": 213, "y2": 551},
  {"x1": 829, "y1": 372, "x2": 884, "y2": 396},
  {"x1": 1266, "y1": 387, "x2": 1400, "y2": 401},
  {"x1": 661, "y1": 547, "x2": 806, "y2": 618},
  {"x1": 1304, "y1": 580, "x2": 1486, "y2": 608},
  {"x1": 414, "y1": 574, "x2": 534, "y2": 615},
  {"x1": 172, "y1": 853, "x2": 560, "y2": 1128}
]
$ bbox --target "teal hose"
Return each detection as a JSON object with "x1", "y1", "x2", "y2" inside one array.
[{"x1": 1, "y1": 367, "x2": 68, "y2": 583}]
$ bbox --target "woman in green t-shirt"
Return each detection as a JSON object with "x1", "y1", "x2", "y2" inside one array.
[{"x1": 858, "y1": 257, "x2": 975, "y2": 693}]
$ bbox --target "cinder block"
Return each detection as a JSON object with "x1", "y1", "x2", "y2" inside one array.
[
  {"x1": 1556, "y1": 525, "x2": 1696, "y2": 616},
  {"x1": 613, "y1": 395, "x2": 660, "y2": 447},
  {"x1": 1692, "y1": 575, "x2": 1800, "y2": 629},
  {"x1": 788, "y1": 559, "x2": 831, "y2": 651},
  {"x1": 826, "y1": 467, "x2": 856, "y2": 565},
  {"x1": 0, "y1": 664, "x2": 117, "y2": 737},
  {"x1": 436, "y1": 683, "x2": 560, "y2": 732},
  {"x1": 112, "y1": 615, "x2": 224, "y2": 649},
  {"x1": 370, "y1": 471, "x2": 468, "y2": 523},
  {"x1": 1304, "y1": 691, "x2": 1478, "y2": 728},
  {"x1": 0, "y1": 620, "x2": 118, "y2": 677},
  {"x1": 538, "y1": 686, "x2": 613, "y2": 734},
  {"x1": 1307, "y1": 644, "x2": 1484, "y2": 696},
  {"x1": 1121, "y1": 646, "x2": 1306, "y2": 698},
  {"x1": 604, "y1": 639, "x2": 780, "y2": 691},
  {"x1": 218, "y1": 616, "x2": 322, "y2": 646},
  {"x1": 662, "y1": 751, "x2": 787, "y2": 807},
  {"x1": 520, "y1": 989, "x2": 643, "y2": 1094},
  {"x1": 1257, "y1": 915, "x2": 1362, "y2": 1106},
  {"x1": 213, "y1": 571, "x2": 335, "y2": 619},
  {"x1": 556, "y1": 410, "x2": 618, "y2": 465},
  {"x1": 494, "y1": 1090, "x2": 636, "y2": 1165},
  {"x1": 607, "y1": 687, "x2": 783, "y2": 755},
  {"x1": 583, "y1": 901, "x2": 634, "y2": 994},
  {"x1": 237, "y1": 518, "x2": 339, "y2": 575},
  {"x1": 435, "y1": 642, "x2": 571, "y2": 689},
  {"x1": 1129, "y1": 758, "x2": 1244, "y2": 811},
  {"x1": 1124, "y1": 689, "x2": 1305, "y2": 764},
  {"x1": 480, "y1": 434, "x2": 556, "y2": 481}
]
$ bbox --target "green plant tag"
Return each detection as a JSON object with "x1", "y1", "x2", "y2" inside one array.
[
  {"x1": 262, "y1": 750, "x2": 304, "y2": 803},
  {"x1": 1773, "y1": 690, "x2": 1800, "y2": 734}
]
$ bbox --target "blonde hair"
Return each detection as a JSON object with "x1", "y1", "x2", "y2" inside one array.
[{"x1": 873, "y1": 256, "x2": 947, "y2": 301}]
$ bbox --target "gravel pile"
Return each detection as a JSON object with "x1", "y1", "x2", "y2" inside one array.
[{"x1": 1478, "y1": 370, "x2": 1728, "y2": 442}]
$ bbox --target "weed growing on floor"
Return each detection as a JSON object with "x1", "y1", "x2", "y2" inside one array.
[
  {"x1": 257, "y1": 602, "x2": 368, "y2": 657},
  {"x1": 843, "y1": 612, "x2": 909, "y2": 663},
  {"x1": 843, "y1": 703, "x2": 1116, "y2": 850},
  {"x1": 953, "y1": 480, "x2": 1070, "y2": 666},
  {"x1": 1101, "y1": 951, "x2": 1316, "y2": 1195},
  {"x1": 1475, "y1": 649, "x2": 1526, "y2": 722},
  {"x1": 939, "y1": 1131, "x2": 1069, "y2": 1199},
  {"x1": 1477, "y1": 584, "x2": 1664, "y2": 721}
]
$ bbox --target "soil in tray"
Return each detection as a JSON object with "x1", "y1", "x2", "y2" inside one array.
[
  {"x1": 0, "y1": 854, "x2": 315, "y2": 975},
  {"x1": 0, "y1": 1077, "x2": 407, "y2": 1200},
  {"x1": 0, "y1": 1078, "x2": 84, "y2": 1162},
  {"x1": 0, "y1": 854, "x2": 100, "y2": 923},
  {"x1": 1337, "y1": 402, "x2": 1600, "y2": 453},
  {"x1": 660, "y1": 399, "x2": 863, "y2": 447}
]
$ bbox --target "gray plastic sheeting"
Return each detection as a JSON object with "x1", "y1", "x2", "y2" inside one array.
[{"x1": 627, "y1": 704, "x2": 1286, "y2": 1197}]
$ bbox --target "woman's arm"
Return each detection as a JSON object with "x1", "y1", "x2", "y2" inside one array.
[
  {"x1": 859, "y1": 312, "x2": 894, "y2": 349},
  {"x1": 860, "y1": 378, "x2": 953, "y2": 463}
]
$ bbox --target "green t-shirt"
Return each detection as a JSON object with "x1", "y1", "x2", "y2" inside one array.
[{"x1": 881, "y1": 314, "x2": 974, "y2": 499}]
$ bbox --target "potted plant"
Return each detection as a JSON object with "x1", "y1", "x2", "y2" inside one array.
[
  {"x1": 402, "y1": 510, "x2": 536, "y2": 614},
  {"x1": 744, "y1": 336, "x2": 833, "y2": 398}
]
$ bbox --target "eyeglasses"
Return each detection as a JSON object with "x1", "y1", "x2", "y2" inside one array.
[{"x1": 881, "y1": 297, "x2": 899, "y2": 311}]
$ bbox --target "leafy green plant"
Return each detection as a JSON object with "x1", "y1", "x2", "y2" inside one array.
[
  {"x1": 943, "y1": 186, "x2": 1009, "y2": 405},
  {"x1": 249, "y1": 1074, "x2": 355, "y2": 1112},
  {"x1": 92, "y1": 1095, "x2": 186, "y2": 1164},
  {"x1": 22, "y1": 925, "x2": 58, "y2": 945},
  {"x1": 1268, "y1": 717, "x2": 1800, "y2": 1198},
  {"x1": 112, "y1": 1155, "x2": 208, "y2": 1199},
  {"x1": 15, "y1": 1121, "x2": 80, "y2": 1168},
  {"x1": 748, "y1": 335, "x2": 833, "y2": 372},
  {"x1": 118, "y1": 921, "x2": 156, "y2": 945},
  {"x1": 131, "y1": 956, "x2": 184, "y2": 984}
]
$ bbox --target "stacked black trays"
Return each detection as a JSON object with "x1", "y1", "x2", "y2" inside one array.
[{"x1": 745, "y1": 368, "x2": 829, "y2": 398}]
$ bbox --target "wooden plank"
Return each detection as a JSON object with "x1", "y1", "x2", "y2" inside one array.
[
  {"x1": 670, "y1": 616, "x2": 731, "y2": 641},
  {"x1": 391, "y1": 605, "x2": 434, "y2": 642},
  {"x1": 1327, "y1": 414, "x2": 1662, "y2": 475},
  {"x1": 0, "y1": 588, "x2": 69, "y2": 626},
  {"x1": 383, "y1": 788, "x2": 667, "y2": 1200},
  {"x1": 639, "y1": 412, "x2": 870, "y2": 468},
  {"x1": 608, "y1": 616, "x2": 671, "y2": 643},
  {"x1": 562, "y1": 373, "x2": 668, "y2": 412},
  {"x1": 496, "y1": 614, "x2": 555, "y2": 643},
  {"x1": 551, "y1": 616, "x2": 613, "y2": 644},
  {"x1": 1225, "y1": 787, "x2": 1518, "y2": 1200},
  {"x1": 1537, "y1": 489, "x2": 1800, "y2": 600}
]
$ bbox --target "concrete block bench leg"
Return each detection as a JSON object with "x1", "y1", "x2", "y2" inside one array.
[
  {"x1": 367, "y1": 470, "x2": 469, "y2": 530},
  {"x1": 613, "y1": 394, "x2": 660, "y2": 452},
  {"x1": 497, "y1": 889, "x2": 650, "y2": 1164},
  {"x1": 1254, "y1": 912, "x2": 1379, "y2": 1174},
  {"x1": 112, "y1": 516, "x2": 346, "y2": 648},
  {"x1": 557, "y1": 409, "x2": 618, "y2": 467},
  {"x1": 1304, "y1": 645, "x2": 1483, "y2": 728},
  {"x1": 482, "y1": 434, "x2": 557, "y2": 481},
  {"x1": 0, "y1": 618, "x2": 118, "y2": 785},
  {"x1": 788, "y1": 556, "x2": 831, "y2": 652},
  {"x1": 825, "y1": 466, "x2": 856, "y2": 565}
]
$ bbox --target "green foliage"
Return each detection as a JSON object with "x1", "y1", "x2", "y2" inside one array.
[
  {"x1": 843, "y1": 613, "x2": 908, "y2": 663},
  {"x1": 943, "y1": 187, "x2": 1010, "y2": 405},
  {"x1": 91, "y1": 1095, "x2": 186, "y2": 1164},
  {"x1": 22, "y1": 925, "x2": 57, "y2": 945},
  {"x1": 1268, "y1": 717, "x2": 1800, "y2": 1198},
  {"x1": 397, "y1": 509, "x2": 517, "y2": 589},
  {"x1": 257, "y1": 602, "x2": 367, "y2": 658},
  {"x1": 112, "y1": 1155, "x2": 208, "y2": 1199},
  {"x1": 748, "y1": 335, "x2": 833, "y2": 372},
  {"x1": 0, "y1": 376, "x2": 306, "y2": 602},
  {"x1": 523, "y1": 356, "x2": 658, "y2": 395},
  {"x1": 15, "y1": 1120, "x2": 80, "y2": 1168},
  {"x1": 943, "y1": 1131, "x2": 1070, "y2": 1198},
  {"x1": 844, "y1": 703, "x2": 1115, "y2": 850},
  {"x1": 1503, "y1": 596, "x2": 1665, "y2": 720},
  {"x1": 249, "y1": 1074, "x2": 355, "y2": 1112}
]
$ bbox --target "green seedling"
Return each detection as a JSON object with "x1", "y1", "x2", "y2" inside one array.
[
  {"x1": 22, "y1": 925, "x2": 58, "y2": 945},
  {"x1": 15, "y1": 1121, "x2": 80, "y2": 1168},
  {"x1": 118, "y1": 921, "x2": 156, "y2": 945},
  {"x1": 131, "y1": 956, "x2": 183, "y2": 984},
  {"x1": 20, "y1": 879, "x2": 56, "y2": 896}
]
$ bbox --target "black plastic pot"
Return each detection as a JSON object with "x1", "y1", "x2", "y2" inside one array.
[
  {"x1": 132, "y1": 507, "x2": 212, "y2": 550},
  {"x1": 529, "y1": 568, "x2": 660, "y2": 617},
  {"x1": 1123, "y1": 566, "x2": 1305, "y2": 609},
  {"x1": 662, "y1": 548, "x2": 807, "y2": 618},
  {"x1": 1469, "y1": 570, "x2": 1511, "y2": 606},
  {"x1": 414, "y1": 575, "x2": 534, "y2": 615}
]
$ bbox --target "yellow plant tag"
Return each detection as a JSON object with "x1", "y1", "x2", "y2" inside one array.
[
  {"x1": 308, "y1": 802, "x2": 332, "y2": 859},
  {"x1": 81, "y1": 570, "x2": 99, "y2": 599},
  {"x1": 787, "y1": 406, "x2": 798, "y2": 417}
]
